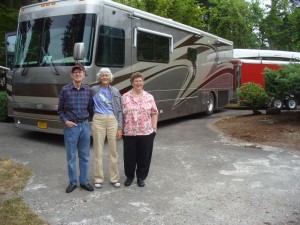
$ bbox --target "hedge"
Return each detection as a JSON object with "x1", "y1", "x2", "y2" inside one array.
[{"x1": 0, "y1": 91, "x2": 7, "y2": 121}]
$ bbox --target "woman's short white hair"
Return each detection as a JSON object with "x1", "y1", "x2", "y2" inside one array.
[{"x1": 97, "y1": 68, "x2": 114, "y2": 83}]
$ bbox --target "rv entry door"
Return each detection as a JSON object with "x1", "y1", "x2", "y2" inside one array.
[{"x1": 102, "y1": 4, "x2": 132, "y2": 73}]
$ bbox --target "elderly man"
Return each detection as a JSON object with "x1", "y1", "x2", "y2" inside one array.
[{"x1": 58, "y1": 64, "x2": 94, "y2": 193}]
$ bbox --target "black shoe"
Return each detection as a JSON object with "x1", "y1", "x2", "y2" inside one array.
[
  {"x1": 66, "y1": 184, "x2": 77, "y2": 193},
  {"x1": 124, "y1": 178, "x2": 133, "y2": 186},
  {"x1": 137, "y1": 178, "x2": 145, "y2": 187},
  {"x1": 80, "y1": 183, "x2": 94, "y2": 192}
]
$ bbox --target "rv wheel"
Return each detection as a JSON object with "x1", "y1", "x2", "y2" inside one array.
[
  {"x1": 285, "y1": 98, "x2": 297, "y2": 110},
  {"x1": 205, "y1": 92, "x2": 215, "y2": 116},
  {"x1": 272, "y1": 99, "x2": 283, "y2": 109}
]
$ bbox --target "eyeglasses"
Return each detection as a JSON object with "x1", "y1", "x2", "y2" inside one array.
[
  {"x1": 72, "y1": 71, "x2": 83, "y2": 74},
  {"x1": 133, "y1": 80, "x2": 143, "y2": 83}
]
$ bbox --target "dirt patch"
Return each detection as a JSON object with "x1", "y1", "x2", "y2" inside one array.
[{"x1": 214, "y1": 110, "x2": 300, "y2": 151}]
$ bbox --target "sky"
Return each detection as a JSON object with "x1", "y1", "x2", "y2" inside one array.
[{"x1": 245, "y1": 0, "x2": 271, "y2": 10}]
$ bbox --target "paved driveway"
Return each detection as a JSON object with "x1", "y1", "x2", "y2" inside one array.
[{"x1": 1, "y1": 109, "x2": 300, "y2": 225}]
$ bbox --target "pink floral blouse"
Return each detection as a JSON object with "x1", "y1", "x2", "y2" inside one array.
[{"x1": 122, "y1": 90, "x2": 158, "y2": 136}]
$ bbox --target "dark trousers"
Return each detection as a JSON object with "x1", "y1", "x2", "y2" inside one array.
[{"x1": 123, "y1": 132, "x2": 156, "y2": 180}]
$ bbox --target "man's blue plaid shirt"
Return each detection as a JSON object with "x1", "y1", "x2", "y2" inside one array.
[{"x1": 58, "y1": 83, "x2": 93, "y2": 123}]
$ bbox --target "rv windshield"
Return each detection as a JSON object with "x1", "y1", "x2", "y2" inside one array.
[{"x1": 14, "y1": 13, "x2": 95, "y2": 67}]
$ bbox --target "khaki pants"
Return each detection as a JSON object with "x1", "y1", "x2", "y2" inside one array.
[{"x1": 91, "y1": 114, "x2": 119, "y2": 183}]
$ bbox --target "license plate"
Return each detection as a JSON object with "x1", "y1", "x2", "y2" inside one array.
[{"x1": 38, "y1": 121, "x2": 47, "y2": 129}]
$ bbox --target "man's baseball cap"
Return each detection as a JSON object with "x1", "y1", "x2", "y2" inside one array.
[{"x1": 71, "y1": 64, "x2": 85, "y2": 72}]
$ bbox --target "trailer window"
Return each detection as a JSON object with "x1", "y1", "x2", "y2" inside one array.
[
  {"x1": 96, "y1": 25, "x2": 125, "y2": 67},
  {"x1": 137, "y1": 31, "x2": 169, "y2": 63}
]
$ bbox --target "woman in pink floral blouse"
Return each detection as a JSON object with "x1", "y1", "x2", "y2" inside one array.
[{"x1": 122, "y1": 72, "x2": 158, "y2": 187}]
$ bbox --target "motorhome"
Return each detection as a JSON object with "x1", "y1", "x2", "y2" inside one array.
[{"x1": 11, "y1": 0, "x2": 234, "y2": 134}]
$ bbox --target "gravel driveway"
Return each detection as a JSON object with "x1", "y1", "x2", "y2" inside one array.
[{"x1": 1, "y1": 109, "x2": 300, "y2": 225}]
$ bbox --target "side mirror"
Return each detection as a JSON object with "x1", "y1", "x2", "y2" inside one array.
[
  {"x1": 73, "y1": 42, "x2": 84, "y2": 60},
  {"x1": 0, "y1": 66, "x2": 10, "y2": 72}
]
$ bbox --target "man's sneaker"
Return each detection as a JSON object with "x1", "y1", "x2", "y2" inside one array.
[
  {"x1": 80, "y1": 183, "x2": 94, "y2": 192},
  {"x1": 112, "y1": 182, "x2": 121, "y2": 188},
  {"x1": 94, "y1": 183, "x2": 102, "y2": 189}
]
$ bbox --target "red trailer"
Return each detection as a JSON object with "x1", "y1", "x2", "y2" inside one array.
[
  {"x1": 232, "y1": 49, "x2": 300, "y2": 91},
  {"x1": 232, "y1": 49, "x2": 300, "y2": 109}
]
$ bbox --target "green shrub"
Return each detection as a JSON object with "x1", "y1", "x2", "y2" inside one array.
[
  {"x1": 265, "y1": 64, "x2": 300, "y2": 99},
  {"x1": 237, "y1": 82, "x2": 269, "y2": 114},
  {"x1": 0, "y1": 91, "x2": 8, "y2": 121}
]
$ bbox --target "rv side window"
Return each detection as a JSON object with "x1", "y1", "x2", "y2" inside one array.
[
  {"x1": 96, "y1": 25, "x2": 125, "y2": 67},
  {"x1": 137, "y1": 31, "x2": 169, "y2": 63},
  {"x1": 187, "y1": 48, "x2": 197, "y2": 61}
]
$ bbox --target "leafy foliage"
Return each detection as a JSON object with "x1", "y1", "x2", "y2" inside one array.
[
  {"x1": 115, "y1": 0, "x2": 206, "y2": 29},
  {"x1": 264, "y1": 64, "x2": 300, "y2": 99},
  {"x1": 0, "y1": 4, "x2": 18, "y2": 67},
  {"x1": 0, "y1": 91, "x2": 7, "y2": 121},
  {"x1": 237, "y1": 82, "x2": 269, "y2": 114},
  {"x1": 262, "y1": 0, "x2": 300, "y2": 51},
  {"x1": 205, "y1": 0, "x2": 262, "y2": 48}
]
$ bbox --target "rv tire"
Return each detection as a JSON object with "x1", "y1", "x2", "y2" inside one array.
[{"x1": 205, "y1": 92, "x2": 215, "y2": 116}]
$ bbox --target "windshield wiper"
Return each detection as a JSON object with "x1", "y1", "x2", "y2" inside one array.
[
  {"x1": 41, "y1": 47, "x2": 59, "y2": 75},
  {"x1": 21, "y1": 53, "x2": 34, "y2": 76}
]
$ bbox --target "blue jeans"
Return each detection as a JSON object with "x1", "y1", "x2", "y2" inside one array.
[{"x1": 64, "y1": 121, "x2": 90, "y2": 185}]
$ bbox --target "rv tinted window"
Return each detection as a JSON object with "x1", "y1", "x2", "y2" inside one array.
[
  {"x1": 96, "y1": 25, "x2": 125, "y2": 67},
  {"x1": 137, "y1": 31, "x2": 169, "y2": 63},
  {"x1": 187, "y1": 48, "x2": 197, "y2": 61},
  {"x1": 14, "y1": 14, "x2": 95, "y2": 67}
]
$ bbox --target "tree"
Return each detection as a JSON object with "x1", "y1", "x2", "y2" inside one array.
[
  {"x1": 290, "y1": 0, "x2": 300, "y2": 7},
  {"x1": 261, "y1": 0, "x2": 300, "y2": 51},
  {"x1": 205, "y1": 0, "x2": 261, "y2": 48},
  {"x1": 288, "y1": 7, "x2": 300, "y2": 50},
  {"x1": 198, "y1": 0, "x2": 300, "y2": 50},
  {"x1": 0, "y1": 4, "x2": 18, "y2": 67},
  {"x1": 114, "y1": 0, "x2": 206, "y2": 29},
  {"x1": 248, "y1": 0, "x2": 268, "y2": 49}
]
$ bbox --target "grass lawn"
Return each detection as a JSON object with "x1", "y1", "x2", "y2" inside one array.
[{"x1": 0, "y1": 158, "x2": 48, "y2": 225}]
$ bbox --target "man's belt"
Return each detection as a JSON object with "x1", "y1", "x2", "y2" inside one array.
[{"x1": 69, "y1": 118, "x2": 88, "y2": 123}]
